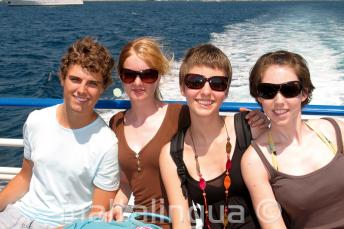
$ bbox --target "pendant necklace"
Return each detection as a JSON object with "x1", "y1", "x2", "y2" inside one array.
[{"x1": 189, "y1": 117, "x2": 232, "y2": 229}]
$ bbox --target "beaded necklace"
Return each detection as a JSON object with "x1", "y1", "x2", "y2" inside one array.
[{"x1": 189, "y1": 117, "x2": 232, "y2": 229}]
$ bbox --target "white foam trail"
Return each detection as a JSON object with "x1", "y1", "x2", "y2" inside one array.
[
  {"x1": 160, "y1": 61, "x2": 185, "y2": 101},
  {"x1": 161, "y1": 8, "x2": 344, "y2": 105},
  {"x1": 210, "y1": 10, "x2": 344, "y2": 105}
]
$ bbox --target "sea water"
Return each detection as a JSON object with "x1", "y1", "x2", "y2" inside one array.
[{"x1": 0, "y1": 1, "x2": 344, "y2": 166}]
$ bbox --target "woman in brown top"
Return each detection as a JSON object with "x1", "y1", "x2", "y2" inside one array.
[
  {"x1": 105, "y1": 37, "x2": 179, "y2": 228},
  {"x1": 104, "y1": 37, "x2": 268, "y2": 228},
  {"x1": 242, "y1": 50, "x2": 344, "y2": 229}
]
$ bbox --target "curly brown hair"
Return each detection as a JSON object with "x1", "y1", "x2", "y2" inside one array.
[{"x1": 59, "y1": 37, "x2": 115, "y2": 89}]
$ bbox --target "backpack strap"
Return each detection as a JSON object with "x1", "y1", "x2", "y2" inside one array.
[
  {"x1": 170, "y1": 126, "x2": 197, "y2": 226},
  {"x1": 170, "y1": 129, "x2": 188, "y2": 198},
  {"x1": 169, "y1": 105, "x2": 190, "y2": 198},
  {"x1": 234, "y1": 111, "x2": 252, "y2": 153},
  {"x1": 177, "y1": 104, "x2": 191, "y2": 132}
]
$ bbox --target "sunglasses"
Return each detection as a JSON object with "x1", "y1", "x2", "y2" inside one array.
[
  {"x1": 257, "y1": 81, "x2": 302, "y2": 99},
  {"x1": 184, "y1": 74, "x2": 229, "y2": 92},
  {"x1": 120, "y1": 68, "x2": 159, "y2": 84}
]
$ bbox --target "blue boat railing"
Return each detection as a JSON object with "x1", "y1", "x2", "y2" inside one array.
[
  {"x1": 1, "y1": 97, "x2": 344, "y2": 116},
  {"x1": 1, "y1": 97, "x2": 344, "y2": 181}
]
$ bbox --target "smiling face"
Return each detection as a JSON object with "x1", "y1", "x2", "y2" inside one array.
[
  {"x1": 61, "y1": 64, "x2": 104, "y2": 116},
  {"x1": 121, "y1": 54, "x2": 160, "y2": 103},
  {"x1": 182, "y1": 65, "x2": 228, "y2": 118},
  {"x1": 258, "y1": 65, "x2": 307, "y2": 126}
]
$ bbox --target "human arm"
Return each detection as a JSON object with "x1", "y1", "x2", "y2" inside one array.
[
  {"x1": 90, "y1": 140, "x2": 120, "y2": 218},
  {"x1": 0, "y1": 158, "x2": 33, "y2": 211},
  {"x1": 104, "y1": 171, "x2": 132, "y2": 221},
  {"x1": 241, "y1": 146, "x2": 286, "y2": 229},
  {"x1": 88, "y1": 185, "x2": 118, "y2": 217},
  {"x1": 159, "y1": 143, "x2": 191, "y2": 229}
]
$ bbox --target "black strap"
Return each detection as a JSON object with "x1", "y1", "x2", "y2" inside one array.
[
  {"x1": 177, "y1": 104, "x2": 191, "y2": 132},
  {"x1": 170, "y1": 126, "x2": 196, "y2": 224},
  {"x1": 170, "y1": 104, "x2": 190, "y2": 198},
  {"x1": 170, "y1": 128, "x2": 188, "y2": 198},
  {"x1": 234, "y1": 111, "x2": 252, "y2": 153}
]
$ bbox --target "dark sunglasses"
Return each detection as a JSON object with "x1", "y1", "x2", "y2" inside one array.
[
  {"x1": 120, "y1": 68, "x2": 159, "y2": 84},
  {"x1": 257, "y1": 81, "x2": 302, "y2": 99},
  {"x1": 184, "y1": 74, "x2": 229, "y2": 92}
]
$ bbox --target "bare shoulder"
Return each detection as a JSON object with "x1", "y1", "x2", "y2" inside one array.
[
  {"x1": 242, "y1": 132, "x2": 270, "y2": 176},
  {"x1": 159, "y1": 142, "x2": 179, "y2": 183},
  {"x1": 159, "y1": 142, "x2": 178, "y2": 172},
  {"x1": 160, "y1": 142, "x2": 171, "y2": 161},
  {"x1": 241, "y1": 144, "x2": 270, "y2": 185},
  {"x1": 242, "y1": 144, "x2": 262, "y2": 168},
  {"x1": 306, "y1": 118, "x2": 343, "y2": 137},
  {"x1": 306, "y1": 117, "x2": 344, "y2": 128}
]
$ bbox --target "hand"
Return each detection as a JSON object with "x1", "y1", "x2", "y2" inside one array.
[
  {"x1": 104, "y1": 204, "x2": 125, "y2": 222},
  {"x1": 240, "y1": 107, "x2": 270, "y2": 129}
]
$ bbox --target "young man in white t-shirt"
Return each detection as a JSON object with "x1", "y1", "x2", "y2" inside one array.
[{"x1": 0, "y1": 37, "x2": 120, "y2": 228}]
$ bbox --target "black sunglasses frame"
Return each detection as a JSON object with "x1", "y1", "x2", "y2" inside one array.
[
  {"x1": 120, "y1": 68, "x2": 159, "y2": 84},
  {"x1": 184, "y1": 74, "x2": 229, "y2": 92},
  {"x1": 257, "y1": 81, "x2": 303, "y2": 99}
]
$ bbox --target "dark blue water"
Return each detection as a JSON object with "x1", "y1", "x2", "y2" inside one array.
[{"x1": 1, "y1": 1, "x2": 344, "y2": 166}]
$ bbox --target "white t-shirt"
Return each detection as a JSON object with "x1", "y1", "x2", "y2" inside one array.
[{"x1": 13, "y1": 105, "x2": 119, "y2": 227}]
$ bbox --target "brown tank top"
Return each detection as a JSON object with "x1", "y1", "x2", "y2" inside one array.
[
  {"x1": 109, "y1": 103, "x2": 184, "y2": 228},
  {"x1": 252, "y1": 118, "x2": 344, "y2": 229}
]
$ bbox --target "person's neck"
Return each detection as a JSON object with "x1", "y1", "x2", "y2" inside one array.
[
  {"x1": 188, "y1": 113, "x2": 225, "y2": 146},
  {"x1": 57, "y1": 104, "x2": 97, "y2": 129},
  {"x1": 270, "y1": 115, "x2": 305, "y2": 145},
  {"x1": 126, "y1": 99, "x2": 165, "y2": 125}
]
